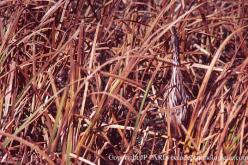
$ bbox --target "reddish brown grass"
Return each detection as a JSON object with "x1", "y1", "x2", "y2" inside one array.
[{"x1": 0, "y1": 0, "x2": 248, "y2": 164}]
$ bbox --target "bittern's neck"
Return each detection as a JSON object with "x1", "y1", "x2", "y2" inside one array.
[{"x1": 171, "y1": 26, "x2": 180, "y2": 66}]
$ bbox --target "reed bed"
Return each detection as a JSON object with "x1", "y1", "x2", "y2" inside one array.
[{"x1": 0, "y1": 0, "x2": 248, "y2": 164}]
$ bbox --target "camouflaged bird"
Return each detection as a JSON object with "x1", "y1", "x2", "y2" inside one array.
[{"x1": 164, "y1": 26, "x2": 189, "y2": 137}]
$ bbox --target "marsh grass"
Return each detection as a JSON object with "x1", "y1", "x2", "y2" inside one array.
[{"x1": 0, "y1": 0, "x2": 248, "y2": 164}]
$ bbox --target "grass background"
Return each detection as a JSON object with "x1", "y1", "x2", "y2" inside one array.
[{"x1": 0, "y1": 0, "x2": 248, "y2": 164}]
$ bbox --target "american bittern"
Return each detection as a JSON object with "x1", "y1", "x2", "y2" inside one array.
[{"x1": 165, "y1": 26, "x2": 189, "y2": 136}]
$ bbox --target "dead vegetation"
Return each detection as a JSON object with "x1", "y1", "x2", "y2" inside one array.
[{"x1": 0, "y1": 0, "x2": 248, "y2": 164}]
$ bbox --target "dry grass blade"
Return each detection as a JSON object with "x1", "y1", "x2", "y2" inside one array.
[
  {"x1": 0, "y1": 131, "x2": 55, "y2": 165},
  {"x1": 40, "y1": 0, "x2": 65, "y2": 24},
  {"x1": 187, "y1": 25, "x2": 248, "y2": 144}
]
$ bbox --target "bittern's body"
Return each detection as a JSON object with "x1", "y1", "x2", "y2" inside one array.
[{"x1": 165, "y1": 26, "x2": 188, "y2": 135}]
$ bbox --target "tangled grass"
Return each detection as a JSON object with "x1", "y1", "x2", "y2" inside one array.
[{"x1": 0, "y1": 0, "x2": 248, "y2": 164}]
